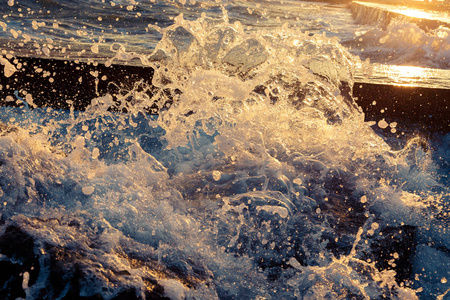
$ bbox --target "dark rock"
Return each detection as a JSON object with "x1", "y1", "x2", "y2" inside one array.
[
  {"x1": 0, "y1": 215, "x2": 214, "y2": 300},
  {"x1": 0, "y1": 225, "x2": 40, "y2": 300}
]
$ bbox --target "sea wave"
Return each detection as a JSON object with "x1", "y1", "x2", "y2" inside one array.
[{"x1": 345, "y1": 19, "x2": 450, "y2": 69}]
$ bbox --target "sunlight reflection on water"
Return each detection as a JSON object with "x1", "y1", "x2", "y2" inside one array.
[{"x1": 355, "y1": 63, "x2": 450, "y2": 88}]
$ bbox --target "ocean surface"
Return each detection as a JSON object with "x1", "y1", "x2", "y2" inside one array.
[{"x1": 0, "y1": 0, "x2": 449, "y2": 299}]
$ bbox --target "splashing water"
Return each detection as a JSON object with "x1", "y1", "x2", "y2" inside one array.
[{"x1": 0, "y1": 1, "x2": 449, "y2": 300}]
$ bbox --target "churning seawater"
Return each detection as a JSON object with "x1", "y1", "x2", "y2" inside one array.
[{"x1": 0, "y1": 0, "x2": 449, "y2": 299}]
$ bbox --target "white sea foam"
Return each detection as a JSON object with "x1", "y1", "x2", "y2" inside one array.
[{"x1": 347, "y1": 16, "x2": 450, "y2": 68}]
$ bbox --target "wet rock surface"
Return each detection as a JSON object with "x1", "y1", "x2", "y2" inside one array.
[{"x1": 0, "y1": 215, "x2": 215, "y2": 300}]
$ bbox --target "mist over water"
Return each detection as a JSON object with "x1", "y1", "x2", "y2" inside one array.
[{"x1": 0, "y1": 1, "x2": 449, "y2": 299}]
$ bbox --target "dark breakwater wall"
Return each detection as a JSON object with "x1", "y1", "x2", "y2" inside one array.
[
  {"x1": 1, "y1": 56, "x2": 449, "y2": 134},
  {"x1": 354, "y1": 83, "x2": 450, "y2": 134},
  {"x1": 0, "y1": 56, "x2": 155, "y2": 112}
]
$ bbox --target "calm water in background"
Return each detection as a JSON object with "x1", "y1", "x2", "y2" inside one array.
[{"x1": 0, "y1": 1, "x2": 449, "y2": 299}]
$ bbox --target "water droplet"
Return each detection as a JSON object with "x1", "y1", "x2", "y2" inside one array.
[
  {"x1": 360, "y1": 195, "x2": 367, "y2": 203},
  {"x1": 91, "y1": 44, "x2": 99, "y2": 54},
  {"x1": 378, "y1": 119, "x2": 388, "y2": 129},
  {"x1": 212, "y1": 170, "x2": 221, "y2": 181},
  {"x1": 82, "y1": 186, "x2": 95, "y2": 195},
  {"x1": 293, "y1": 178, "x2": 302, "y2": 185}
]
